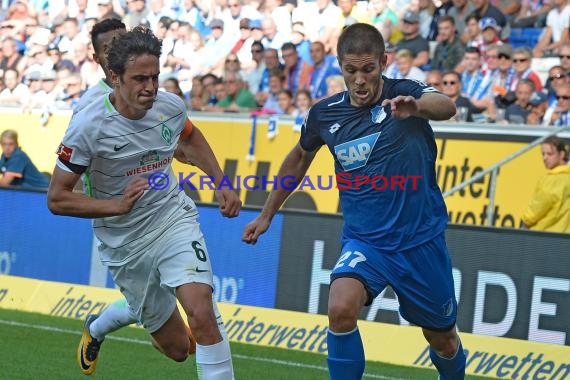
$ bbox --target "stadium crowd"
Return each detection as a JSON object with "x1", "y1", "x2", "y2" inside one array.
[{"x1": 1, "y1": 0, "x2": 570, "y2": 125}]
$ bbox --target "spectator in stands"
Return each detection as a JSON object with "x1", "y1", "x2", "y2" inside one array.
[
  {"x1": 58, "y1": 73, "x2": 83, "y2": 109},
  {"x1": 390, "y1": 49, "x2": 426, "y2": 81},
  {"x1": 449, "y1": 0, "x2": 476, "y2": 40},
  {"x1": 504, "y1": 79, "x2": 536, "y2": 124},
  {"x1": 97, "y1": 0, "x2": 122, "y2": 20},
  {"x1": 431, "y1": 15, "x2": 465, "y2": 72},
  {"x1": 294, "y1": 88, "x2": 312, "y2": 117},
  {"x1": 475, "y1": 17, "x2": 503, "y2": 60},
  {"x1": 544, "y1": 83, "x2": 570, "y2": 126},
  {"x1": 494, "y1": 0, "x2": 521, "y2": 20},
  {"x1": 257, "y1": 48, "x2": 282, "y2": 103},
  {"x1": 511, "y1": 47, "x2": 543, "y2": 92},
  {"x1": 472, "y1": 0, "x2": 507, "y2": 35},
  {"x1": 512, "y1": 0, "x2": 551, "y2": 28},
  {"x1": 281, "y1": 42, "x2": 312, "y2": 96},
  {"x1": 222, "y1": 0, "x2": 262, "y2": 37},
  {"x1": 162, "y1": 77, "x2": 187, "y2": 103},
  {"x1": 490, "y1": 44, "x2": 515, "y2": 100},
  {"x1": 243, "y1": 41, "x2": 265, "y2": 95},
  {"x1": 522, "y1": 136, "x2": 570, "y2": 233},
  {"x1": 309, "y1": 41, "x2": 342, "y2": 100},
  {"x1": 0, "y1": 38, "x2": 22, "y2": 73},
  {"x1": 425, "y1": 70, "x2": 443, "y2": 91},
  {"x1": 0, "y1": 68, "x2": 30, "y2": 107},
  {"x1": 189, "y1": 75, "x2": 206, "y2": 111},
  {"x1": 460, "y1": 47, "x2": 490, "y2": 110},
  {"x1": 0, "y1": 129, "x2": 50, "y2": 188},
  {"x1": 249, "y1": 19, "x2": 264, "y2": 42},
  {"x1": 146, "y1": 0, "x2": 175, "y2": 33},
  {"x1": 426, "y1": 0, "x2": 453, "y2": 42},
  {"x1": 334, "y1": 0, "x2": 368, "y2": 48},
  {"x1": 291, "y1": 22, "x2": 312, "y2": 65},
  {"x1": 544, "y1": 65, "x2": 569, "y2": 105},
  {"x1": 396, "y1": 11, "x2": 430, "y2": 68},
  {"x1": 262, "y1": 0, "x2": 292, "y2": 38},
  {"x1": 325, "y1": 74, "x2": 346, "y2": 96},
  {"x1": 558, "y1": 44, "x2": 570, "y2": 73},
  {"x1": 200, "y1": 19, "x2": 234, "y2": 76},
  {"x1": 215, "y1": 70, "x2": 258, "y2": 112},
  {"x1": 312, "y1": 0, "x2": 341, "y2": 54},
  {"x1": 369, "y1": 0, "x2": 400, "y2": 44},
  {"x1": 461, "y1": 12, "x2": 481, "y2": 46},
  {"x1": 442, "y1": 70, "x2": 477, "y2": 122},
  {"x1": 260, "y1": 69, "x2": 285, "y2": 113},
  {"x1": 231, "y1": 18, "x2": 255, "y2": 70},
  {"x1": 201, "y1": 73, "x2": 220, "y2": 106},
  {"x1": 277, "y1": 89, "x2": 297, "y2": 115},
  {"x1": 261, "y1": 17, "x2": 288, "y2": 50},
  {"x1": 122, "y1": 0, "x2": 149, "y2": 30},
  {"x1": 527, "y1": 91, "x2": 550, "y2": 125},
  {"x1": 532, "y1": 0, "x2": 570, "y2": 58}
]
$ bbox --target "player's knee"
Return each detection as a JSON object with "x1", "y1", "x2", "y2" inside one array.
[
  {"x1": 426, "y1": 329, "x2": 459, "y2": 358},
  {"x1": 328, "y1": 302, "x2": 358, "y2": 332},
  {"x1": 164, "y1": 345, "x2": 190, "y2": 362}
]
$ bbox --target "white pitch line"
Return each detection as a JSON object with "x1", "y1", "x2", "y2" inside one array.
[{"x1": 0, "y1": 319, "x2": 408, "y2": 380}]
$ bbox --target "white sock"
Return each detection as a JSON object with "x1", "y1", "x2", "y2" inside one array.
[
  {"x1": 89, "y1": 299, "x2": 139, "y2": 341},
  {"x1": 195, "y1": 301, "x2": 234, "y2": 379},
  {"x1": 196, "y1": 339, "x2": 234, "y2": 380}
]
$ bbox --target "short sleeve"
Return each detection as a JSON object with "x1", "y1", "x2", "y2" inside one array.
[
  {"x1": 393, "y1": 79, "x2": 439, "y2": 99},
  {"x1": 57, "y1": 114, "x2": 94, "y2": 167},
  {"x1": 4, "y1": 150, "x2": 26, "y2": 176},
  {"x1": 299, "y1": 107, "x2": 324, "y2": 152}
]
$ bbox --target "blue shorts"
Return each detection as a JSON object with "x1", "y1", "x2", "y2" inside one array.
[{"x1": 330, "y1": 233, "x2": 457, "y2": 331}]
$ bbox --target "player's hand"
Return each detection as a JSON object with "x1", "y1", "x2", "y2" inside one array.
[
  {"x1": 214, "y1": 188, "x2": 241, "y2": 218},
  {"x1": 117, "y1": 177, "x2": 148, "y2": 215},
  {"x1": 382, "y1": 95, "x2": 419, "y2": 119},
  {"x1": 242, "y1": 216, "x2": 271, "y2": 245}
]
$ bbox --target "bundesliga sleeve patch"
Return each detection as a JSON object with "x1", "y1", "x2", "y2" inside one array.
[{"x1": 56, "y1": 143, "x2": 74, "y2": 161}]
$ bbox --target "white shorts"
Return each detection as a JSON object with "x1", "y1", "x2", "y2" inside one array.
[{"x1": 105, "y1": 214, "x2": 214, "y2": 333}]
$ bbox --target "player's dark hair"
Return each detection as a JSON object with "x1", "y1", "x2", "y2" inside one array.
[
  {"x1": 91, "y1": 18, "x2": 126, "y2": 54},
  {"x1": 107, "y1": 26, "x2": 162, "y2": 77},
  {"x1": 544, "y1": 136, "x2": 569, "y2": 162},
  {"x1": 337, "y1": 23, "x2": 384, "y2": 62}
]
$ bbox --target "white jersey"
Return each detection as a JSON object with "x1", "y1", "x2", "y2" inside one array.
[
  {"x1": 57, "y1": 91, "x2": 198, "y2": 264},
  {"x1": 73, "y1": 79, "x2": 113, "y2": 115}
]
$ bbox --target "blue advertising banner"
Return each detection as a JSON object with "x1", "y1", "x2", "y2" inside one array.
[
  {"x1": 1, "y1": 188, "x2": 282, "y2": 308},
  {"x1": 0, "y1": 188, "x2": 93, "y2": 284},
  {"x1": 198, "y1": 207, "x2": 282, "y2": 308}
]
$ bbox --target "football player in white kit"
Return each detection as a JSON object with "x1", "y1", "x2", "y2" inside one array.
[
  {"x1": 48, "y1": 27, "x2": 241, "y2": 379},
  {"x1": 71, "y1": 18, "x2": 199, "y2": 376}
]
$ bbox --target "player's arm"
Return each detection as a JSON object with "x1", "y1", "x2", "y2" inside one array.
[
  {"x1": 47, "y1": 165, "x2": 147, "y2": 218},
  {"x1": 242, "y1": 142, "x2": 318, "y2": 244},
  {"x1": 175, "y1": 120, "x2": 241, "y2": 217},
  {"x1": 383, "y1": 91, "x2": 456, "y2": 121}
]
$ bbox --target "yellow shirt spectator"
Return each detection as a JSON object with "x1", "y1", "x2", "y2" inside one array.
[{"x1": 522, "y1": 137, "x2": 570, "y2": 233}]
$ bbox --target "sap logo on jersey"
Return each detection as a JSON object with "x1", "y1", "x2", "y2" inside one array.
[{"x1": 335, "y1": 132, "x2": 380, "y2": 171}]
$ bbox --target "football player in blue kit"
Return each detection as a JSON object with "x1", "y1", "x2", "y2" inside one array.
[{"x1": 242, "y1": 23, "x2": 466, "y2": 379}]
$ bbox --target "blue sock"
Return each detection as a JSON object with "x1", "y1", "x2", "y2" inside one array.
[
  {"x1": 327, "y1": 327, "x2": 365, "y2": 380},
  {"x1": 429, "y1": 339, "x2": 466, "y2": 380}
]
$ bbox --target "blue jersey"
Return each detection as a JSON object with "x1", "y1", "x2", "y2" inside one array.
[{"x1": 300, "y1": 76, "x2": 447, "y2": 251}]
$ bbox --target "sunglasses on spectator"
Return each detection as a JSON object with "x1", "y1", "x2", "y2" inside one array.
[
  {"x1": 513, "y1": 58, "x2": 529, "y2": 63},
  {"x1": 427, "y1": 82, "x2": 441, "y2": 87},
  {"x1": 559, "y1": 55, "x2": 570, "y2": 59},
  {"x1": 443, "y1": 81, "x2": 457, "y2": 86},
  {"x1": 498, "y1": 54, "x2": 511, "y2": 60},
  {"x1": 549, "y1": 73, "x2": 566, "y2": 81},
  {"x1": 486, "y1": 54, "x2": 498, "y2": 59},
  {"x1": 556, "y1": 95, "x2": 570, "y2": 100},
  {"x1": 251, "y1": 49, "x2": 262, "y2": 53}
]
